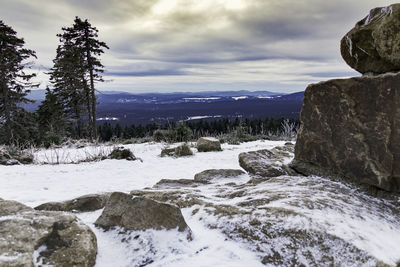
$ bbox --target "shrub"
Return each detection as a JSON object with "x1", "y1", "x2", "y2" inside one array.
[
  {"x1": 161, "y1": 143, "x2": 193, "y2": 157},
  {"x1": 174, "y1": 122, "x2": 192, "y2": 142},
  {"x1": 175, "y1": 143, "x2": 193, "y2": 157}
]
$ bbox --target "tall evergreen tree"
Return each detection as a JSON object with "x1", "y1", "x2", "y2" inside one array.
[
  {"x1": 37, "y1": 87, "x2": 66, "y2": 145},
  {"x1": 0, "y1": 20, "x2": 37, "y2": 145},
  {"x1": 49, "y1": 17, "x2": 108, "y2": 140},
  {"x1": 49, "y1": 43, "x2": 87, "y2": 138}
]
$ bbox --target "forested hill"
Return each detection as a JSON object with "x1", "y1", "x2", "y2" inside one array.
[{"x1": 24, "y1": 90, "x2": 304, "y2": 125}]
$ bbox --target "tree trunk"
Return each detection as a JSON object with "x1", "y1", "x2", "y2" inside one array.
[
  {"x1": 85, "y1": 28, "x2": 97, "y2": 141},
  {"x1": 74, "y1": 103, "x2": 82, "y2": 138},
  {"x1": 2, "y1": 82, "x2": 13, "y2": 145},
  {"x1": 84, "y1": 83, "x2": 93, "y2": 141}
]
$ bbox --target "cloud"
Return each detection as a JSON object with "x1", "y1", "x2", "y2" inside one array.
[
  {"x1": 106, "y1": 69, "x2": 188, "y2": 77},
  {"x1": 0, "y1": 0, "x2": 395, "y2": 93}
]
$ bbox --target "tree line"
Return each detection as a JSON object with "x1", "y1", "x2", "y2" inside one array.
[
  {"x1": 0, "y1": 17, "x2": 108, "y2": 146},
  {"x1": 98, "y1": 117, "x2": 299, "y2": 143}
]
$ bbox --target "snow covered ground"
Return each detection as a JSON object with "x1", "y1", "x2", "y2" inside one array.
[
  {"x1": 1, "y1": 140, "x2": 400, "y2": 266},
  {"x1": 1, "y1": 140, "x2": 285, "y2": 207}
]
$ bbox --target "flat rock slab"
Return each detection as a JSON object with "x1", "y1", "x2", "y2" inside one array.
[
  {"x1": 153, "y1": 179, "x2": 208, "y2": 188},
  {"x1": 239, "y1": 144, "x2": 295, "y2": 177},
  {"x1": 35, "y1": 193, "x2": 111, "y2": 212},
  {"x1": 293, "y1": 72, "x2": 400, "y2": 192},
  {"x1": 95, "y1": 192, "x2": 191, "y2": 238},
  {"x1": 341, "y1": 4, "x2": 400, "y2": 74},
  {"x1": 0, "y1": 199, "x2": 97, "y2": 267},
  {"x1": 194, "y1": 169, "x2": 246, "y2": 182}
]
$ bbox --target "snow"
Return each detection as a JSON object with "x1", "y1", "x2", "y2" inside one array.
[
  {"x1": 186, "y1": 115, "x2": 222, "y2": 121},
  {"x1": 0, "y1": 140, "x2": 285, "y2": 207},
  {"x1": 78, "y1": 209, "x2": 264, "y2": 267},
  {"x1": 183, "y1": 97, "x2": 221, "y2": 101},
  {"x1": 96, "y1": 117, "x2": 119, "y2": 121},
  {"x1": 1, "y1": 140, "x2": 400, "y2": 266},
  {"x1": 0, "y1": 253, "x2": 22, "y2": 262},
  {"x1": 232, "y1": 96, "x2": 248, "y2": 100}
]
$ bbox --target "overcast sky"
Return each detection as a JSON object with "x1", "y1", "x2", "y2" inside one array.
[{"x1": 0, "y1": 0, "x2": 395, "y2": 93}]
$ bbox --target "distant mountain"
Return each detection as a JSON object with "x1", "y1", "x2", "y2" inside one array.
[{"x1": 22, "y1": 89, "x2": 304, "y2": 125}]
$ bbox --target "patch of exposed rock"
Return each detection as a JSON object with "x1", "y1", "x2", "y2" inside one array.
[
  {"x1": 108, "y1": 147, "x2": 136, "y2": 160},
  {"x1": 341, "y1": 4, "x2": 400, "y2": 74},
  {"x1": 35, "y1": 193, "x2": 111, "y2": 212},
  {"x1": 239, "y1": 143, "x2": 296, "y2": 177},
  {"x1": 95, "y1": 192, "x2": 191, "y2": 238},
  {"x1": 292, "y1": 72, "x2": 400, "y2": 192},
  {"x1": 197, "y1": 137, "x2": 222, "y2": 152},
  {"x1": 154, "y1": 179, "x2": 208, "y2": 188},
  {"x1": 194, "y1": 169, "x2": 246, "y2": 182},
  {"x1": 0, "y1": 199, "x2": 97, "y2": 267}
]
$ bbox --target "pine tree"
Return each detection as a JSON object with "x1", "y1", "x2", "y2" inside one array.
[
  {"x1": 49, "y1": 17, "x2": 108, "y2": 141},
  {"x1": 0, "y1": 20, "x2": 37, "y2": 145},
  {"x1": 49, "y1": 43, "x2": 87, "y2": 138},
  {"x1": 37, "y1": 87, "x2": 66, "y2": 146}
]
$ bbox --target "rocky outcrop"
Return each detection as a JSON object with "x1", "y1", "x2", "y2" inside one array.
[
  {"x1": 108, "y1": 147, "x2": 136, "y2": 160},
  {"x1": 95, "y1": 192, "x2": 191, "y2": 237},
  {"x1": 0, "y1": 199, "x2": 97, "y2": 266},
  {"x1": 35, "y1": 193, "x2": 110, "y2": 212},
  {"x1": 194, "y1": 169, "x2": 246, "y2": 182},
  {"x1": 341, "y1": 4, "x2": 400, "y2": 74},
  {"x1": 292, "y1": 72, "x2": 400, "y2": 192},
  {"x1": 197, "y1": 137, "x2": 222, "y2": 152},
  {"x1": 239, "y1": 143, "x2": 296, "y2": 177}
]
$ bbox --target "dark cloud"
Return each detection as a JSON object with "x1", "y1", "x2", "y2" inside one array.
[{"x1": 105, "y1": 69, "x2": 188, "y2": 77}]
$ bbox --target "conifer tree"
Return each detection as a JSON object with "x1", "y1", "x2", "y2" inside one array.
[
  {"x1": 37, "y1": 87, "x2": 66, "y2": 145},
  {"x1": 49, "y1": 17, "x2": 108, "y2": 140},
  {"x1": 0, "y1": 20, "x2": 37, "y2": 145}
]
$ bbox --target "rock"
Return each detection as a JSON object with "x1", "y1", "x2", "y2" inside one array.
[
  {"x1": 0, "y1": 199, "x2": 97, "y2": 267},
  {"x1": 130, "y1": 190, "x2": 205, "y2": 208},
  {"x1": 292, "y1": 72, "x2": 400, "y2": 192},
  {"x1": 35, "y1": 193, "x2": 110, "y2": 212},
  {"x1": 108, "y1": 147, "x2": 136, "y2": 160},
  {"x1": 239, "y1": 144, "x2": 296, "y2": 177},
  {"x1": 194, "y1": 169, "x2": 246, "y2": 182},
  {"x1": 154, "y1": 179, "x2": 208, "y2": 188},
  {"x1": 161, "y1": 143, "x2": 193, "y2": 157},
  {"x1": 340, "y1": 4, "x2": 400, "y2": 74},
  {"x1": 95, "y1": 192, "x2": 191, "y2": 235},
  {"x1": 197, "y1": 137, "x2": 222, "y2": 152}
]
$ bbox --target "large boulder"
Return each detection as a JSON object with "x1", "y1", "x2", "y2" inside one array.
[
  {"x1": 292, "y1": 72, "x2": 400, "y2": 192},
  {"x1": 340, "y1": 4, "x2": 400, "y2": 74},
  {"x1": 35, "y1": 193, "x2": 110, "y2": 212},
  {"x1": 194, "y1": 169, "x2": 246, "y2": 182},
  {"x1": 197, "y1": 137, "x2": 222, "y2": 152},
  {"x1": 0, "y1": 199, "x2": 97, "y2": 267},
  {"x1": 95, "y1": 192, "x2": 191, "y2": 237},
  {"x1": 239, "y1": 143, "x2": 296, "y2": 178}
]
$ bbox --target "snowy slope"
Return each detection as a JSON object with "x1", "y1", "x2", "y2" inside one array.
[{"x1": 1, "y1": 140, "x2": 400, "y2": 266}]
